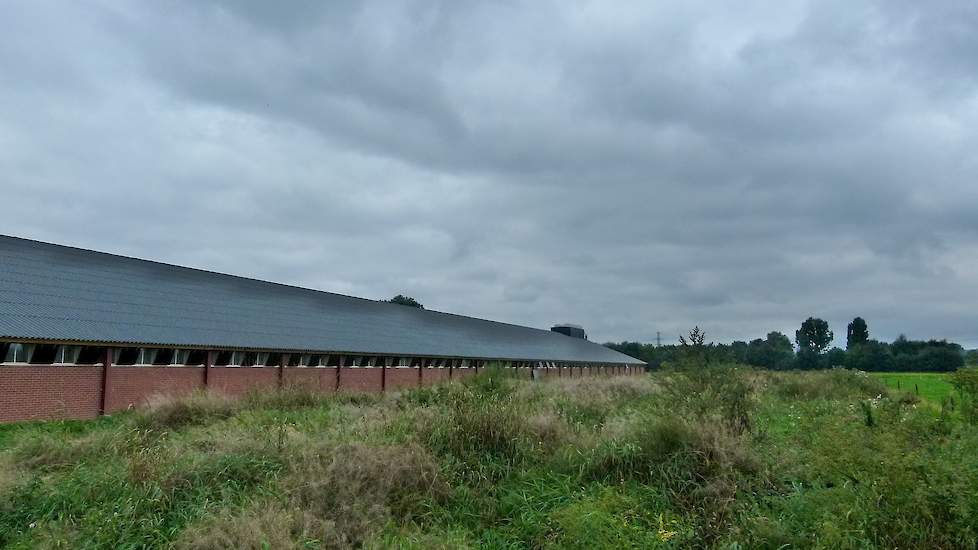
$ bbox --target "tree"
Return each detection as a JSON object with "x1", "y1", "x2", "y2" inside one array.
[
  {"x1": 796, "y1": 317, "x2": 833, "y2": 355},
  {"x1": 729, "y1": 340, "x2": 749, "y2": 364},
  {"x1": 388, "y1": 295, "x2": 424, "y2": 309},
  {"x1": 743, "y1": 331, "x2": 795, "y2": 370},
  {"x1": 915, "y1": 347, "x2": 964, "y2": 372},
  {"x1": 678, "y1": 326, "x2": 711, "y2": 367},
  {"x1": 845, "y1": 340, "x2": 894, "y2": 372},
  {"x1": 825, "y1": 347, "x2": 847, "y2": 368},
  {"x1": 765, "y1": 331, "x2": 795, "y2": 369},
  {"x1": 846, "y1": 317, "x2": 869, "y2": 349},
  {"x1": 966, "y1": 350, "x2": 978, "y2": 367}
]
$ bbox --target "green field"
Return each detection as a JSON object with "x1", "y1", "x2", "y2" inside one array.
[
  {"x1": 2, "y1": 367, "x2": 977, "y2": 548},
  {"x1": 870, "y1": 372, "x2": 956, "y2": 403}
]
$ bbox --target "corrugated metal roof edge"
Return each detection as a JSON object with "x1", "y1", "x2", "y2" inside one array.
[
  {"x1": 0, "y1": 235, "x2": 646, "y2": 365},
  {"x1": 0, "y1": 334, "x2": 646, "y2": 365}
]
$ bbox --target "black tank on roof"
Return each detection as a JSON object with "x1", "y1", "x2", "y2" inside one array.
[{"x1": 551, "y1": 324, "x2": 587, "y2": 340}]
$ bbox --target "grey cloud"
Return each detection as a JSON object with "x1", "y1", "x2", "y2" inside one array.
[{"x1": 1, "y1": 1, "x2": 978, "y2": 348}]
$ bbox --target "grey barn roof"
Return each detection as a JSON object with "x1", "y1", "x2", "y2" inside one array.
[{"x1": 0, "y1": 235, "x2": 641, "y2": 365}]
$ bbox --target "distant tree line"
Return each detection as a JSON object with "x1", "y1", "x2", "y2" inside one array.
[{"x1": 607, "y1": 317, "x2": 974, "y2": 372}]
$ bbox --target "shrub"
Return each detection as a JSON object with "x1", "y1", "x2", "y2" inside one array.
[
  {"x1": 585, "y1": 415, "x2": 758, "y2": 541},
  {"x1": 658, "y1": 365, "x2": 755, "y2": 434},
  {"x1": 772, "y1": 368, "x2": 887, "y2": 401},
  {"x1": 283, "y1": 443, "x2": 446, "y2": 548},
  {"x1": 950, "y1": 367, "x2": 978, "y2": 423},
  {"x1": 134, "y1": 391, "x2": 238, "y2": 431},
  {"x1": 426, "y1": 396, "x2": 531, "y2": 467},
  {"x1": 241, "y1": 387, "x2": 333, "y2": 411}
]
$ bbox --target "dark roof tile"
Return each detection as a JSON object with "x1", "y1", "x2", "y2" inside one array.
[{"x1": 0, "y1": 236, "x2": 641, "y2": 364}]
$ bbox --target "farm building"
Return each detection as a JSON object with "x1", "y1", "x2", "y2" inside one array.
[{"x1": 0, "y1": 235, "x2": 643, "y2": 423}]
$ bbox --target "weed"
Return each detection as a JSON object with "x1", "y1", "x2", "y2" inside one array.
[
  {"x1": 134, "y1": 391, "x2": 238, "y2": 431},
  {"x1": 283, "y1": 442, "x2": 446, "y2": 548}
]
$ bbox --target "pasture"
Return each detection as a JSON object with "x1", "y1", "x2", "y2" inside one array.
[
  {"x1": 869, "y1": 372, "x2": 955, "y2": 403},
  {"x1": 1, "y1": 367, "x2": 977, "y2": 548}
]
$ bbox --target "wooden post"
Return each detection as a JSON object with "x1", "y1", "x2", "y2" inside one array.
[
  {"x1": 381, "y1": 357, "x2": 388, "y2": 392},
  {"x1": 449, "y1": 359, "x2": 454, "y2": 381},
  {"x1": 99, "y1": 347, "x2": 112, "y2": 416}
]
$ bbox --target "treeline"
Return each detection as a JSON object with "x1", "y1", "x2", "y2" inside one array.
[{"x1": 607, "y1": 317, "x2": 978, "y2": 372}]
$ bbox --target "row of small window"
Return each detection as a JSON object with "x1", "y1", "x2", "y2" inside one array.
[
  {"x1": 0, "y1": 343, "x2": 500, "y2": 368},
  {"x1": 1, "y1": 343, "x2": 104, "y2": 365}
]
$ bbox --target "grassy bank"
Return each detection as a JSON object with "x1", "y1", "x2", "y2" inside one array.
[
  {"x1": 1, "y1": 367, "x2": 977, "y2": 548},
  {"x1": 869, "y1": 372, "x2": 955, "y2": 403}
]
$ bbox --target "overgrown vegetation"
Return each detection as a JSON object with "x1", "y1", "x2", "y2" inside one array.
[{"x1": 2, "y1": 366, "x2": 977, "y2": 548}]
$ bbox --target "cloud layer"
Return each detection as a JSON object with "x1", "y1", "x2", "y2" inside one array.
[{"x1": 3, "y1": 1, "x2": 978, "y2": 346}]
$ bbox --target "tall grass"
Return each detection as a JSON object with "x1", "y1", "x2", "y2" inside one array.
[{"x1": 1, "y1": 367, "x2": 977, "y2": 548}]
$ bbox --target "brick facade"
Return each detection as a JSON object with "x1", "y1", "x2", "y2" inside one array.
[
  {"x1": 106, "y1": 366, "x2": 205, "y2": 412},
  {"x1": 0, "y1": 366, "x2": 103, "y2": 422},
  {"x1": 0, "y1": 363, "x2": 641, "y2": 423}
]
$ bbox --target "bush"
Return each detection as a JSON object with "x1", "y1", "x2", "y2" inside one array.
[
  {"x1": 658, "y1": 365, "x2": 755, "y2": 433},
  {"x1": 585, "y1": 415, "x2": 758, "y2": 541},
  {"x1": 134, "y1": 392, "x2": 238, "y2": 431},
  {"x1": 283, "y1": 443, "x2": 446, "y2": 547},
  {"x1": 950, "y1": 367, "x2": 978, "y2": 422},
  {"x1": 772, "y1": 368, "x2": 887, "y2": 401}
]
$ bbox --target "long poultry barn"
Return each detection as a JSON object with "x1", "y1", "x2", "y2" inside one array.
[{"x1": 0, "y1": 235, "x2": 643, "y2": 423}]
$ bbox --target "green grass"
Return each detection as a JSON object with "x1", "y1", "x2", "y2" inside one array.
[
  {"x1": 869, "y1": 372, "x2": 955, "y2": 403},
  {"x1": 1, "y1": 367, "x2": 978, "y2": 548}
]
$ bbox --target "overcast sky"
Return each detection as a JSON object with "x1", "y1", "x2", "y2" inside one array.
[{"x1": 3, "y1": 1, "x2": 978, "y2": 347}]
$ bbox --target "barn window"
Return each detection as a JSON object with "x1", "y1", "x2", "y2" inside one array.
[
  {"x1": 263, "y1": 353, "x2": 282, "y2": 367},
  {"x1": 113, "y1": 348, "x2": 138, "y2": 365},
  {"x1": 2, "y1": 343, "x2": 34, "y2": 363},
  {"x1": 185, "y1": 350, "x2": 206, "y2": 365},
  {"x1": 135, "y1": 349, "x2": 158, "y2": 366},
  {"x1": 240, "y1": 352, "x2": 258, "y2": 367},
  {"x1": 153, "y1": 349, "x2": 174, "y2": 365},
  {"x1": 288, "y1": 354, "x2": 302, "y2": 367},
  {"x1": 214, "y1": 351, "x2": 234, "y2": 366},
  {"x1": 76, "y1": 347, "x2": 102, "y2": 365},
  {"x1": 55, "y1": 346, "x2": 82, "y2": 364},
  {"x1": 28, "y1": 344, "x2": 58, "y2": 365}
]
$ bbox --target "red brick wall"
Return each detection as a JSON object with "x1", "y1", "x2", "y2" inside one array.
[
  {"x1": 386, "y1": 368, "x2": 420, "y2": 390},
  {"x1": 208, "y1": 366, "x2": 279, "y2": 396},
  {"x1": 0, "y1": 366, "x2": 102, "y2": 422},
  {"x1": 338, "y1": 367, "x2": 383, "y2": 392},
  {"x1": 453, "y1": 368, "x2": 476, "y2": 381},
  {"x1": 0, "y1": 362, "x2": 640, "y2": 423},
  {"x1": 282, "y1": 367, "x2": 337, "y2": 392},
  {"x1": 421, "y1": 368, "x2": 448, "y2": 387},
  {"x1": 106, "y1": 366, "x2": 205, "y2": 412}
]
